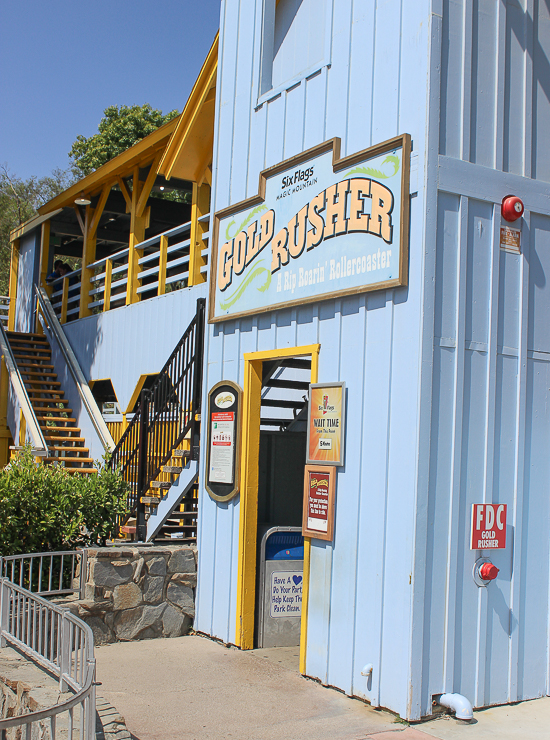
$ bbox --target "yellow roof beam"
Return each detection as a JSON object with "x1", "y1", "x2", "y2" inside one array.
[
  {"x1": 88, "y1": 182, "x2": 113, "y2": 240},
  {"x1": 136, "y1": 152, "x2": 163, "y2": 218}
]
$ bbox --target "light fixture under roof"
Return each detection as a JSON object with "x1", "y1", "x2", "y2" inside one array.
[{"x1": 74, "y1": 192, "x2": 91, "y2": 206}]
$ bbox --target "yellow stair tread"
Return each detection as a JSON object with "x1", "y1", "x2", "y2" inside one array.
[
  {"x1": 32, "y1": 399, "x2": 70, "y2": 404},
  {"x1": 21, "y1": 371, "x2": 58, "y2": 378},
  {"x1": 44, "y1": 436, "x2": 85, "y2": 442},
  {"x1": 37, "y1": 416, "x2": 77, "y2": 422},
  {"x1": 36, "y1": 408, "x2": 73, "y2": 414},
  {"x1": 25, "y1": 381, "x2": 62, "y2": 388},
  {"x1": 6, "y1": 331, "x2": 47, "y2": 338},
  {"x1": 62, "y1": 468, "x2": 97, "y2": 474},
  {"x1": 45, "y1": 457, "x2": 94, "y2": 463},
  {"x1": 13, "y1": 363, "x2": 55, "y2": 369},
  {"x1": 8, "y1": 338, "x2": 50, "y2": 346}
]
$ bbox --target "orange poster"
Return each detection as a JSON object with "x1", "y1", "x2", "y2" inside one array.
[{"x1": 307, "y1": 383, "x2": 345, "y2": 466}]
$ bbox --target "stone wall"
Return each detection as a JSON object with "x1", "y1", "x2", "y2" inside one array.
[{"x1": 59, "y1": 545, "x2": 197, "y2": 645}]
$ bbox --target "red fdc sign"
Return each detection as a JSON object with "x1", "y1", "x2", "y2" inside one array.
[{"x1": 471, "y1": 504, "x2": 507, "y2": 550}]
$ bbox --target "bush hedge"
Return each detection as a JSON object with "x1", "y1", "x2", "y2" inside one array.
[{"x1": 0, "y1": 446, "x2": 129, "y2": 556}]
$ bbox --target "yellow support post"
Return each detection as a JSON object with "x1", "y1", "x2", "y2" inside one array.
[
  {"x1": 79, "y1": 204, "x2": 96, "y2": 319},
  {"x1": 189, "y1": 182, "x2": 210, "y2": 286},
  {"x1": 60, "y1": 277, "x2": 69, "y2": 324},
  {"x1": 0, "y1": 358, "x2": 11, "y2": 468},
  {"x1": 7, "y1": 240, "x2": 19, "y2": 331},
  {"x1": 235, "y1": 357, "x2": 263, "y2": 650},
  {"x1": 18, "y1": 409, "x2": 26, "y2": 447},
  {"x1": 79, "y1": 184, "x2": 111, "y2": 319},
  {"x1": 38, "y1": 221, "x2": 50, "y2": 289},
  {"x1": 126, "y1": 167, "x2": 151, "y2": 305},
  {"x1": 36, "y1": 221, "x2": 51, "y2": 334},
  {"x1": 103, "y1": 259, "x2": 113, "y2": 312},
  {"x1": 158, "y1": 235, "x2": 168, "y2": 296}
]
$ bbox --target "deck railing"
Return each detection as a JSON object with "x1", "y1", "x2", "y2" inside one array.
[
  {"x1": 0, "y1": 296, "x2": 10, "y2": 326},
  {"x1": 0, "y1": 577, "x2": 96, "y2": 739},
  {"x1": 49, "y1": 214, "x2": 209, "y2": 323}
]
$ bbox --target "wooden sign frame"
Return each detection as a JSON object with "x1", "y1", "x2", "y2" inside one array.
[
  {"x1": 205, "y1": 380, "x2": 242, "y2": 503},
  {"x1": 209, "y1": 134, "x2": 411, "y2": 323},
  {"x1": 302, "y1": 465, "x2": 336, "y2": 541}
]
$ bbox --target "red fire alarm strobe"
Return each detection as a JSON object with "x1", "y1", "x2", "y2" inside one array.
[
  {"x1": 471, "y1": 503, "x2": 507, "y2": 550},
  {"x1": 502, "y1": 195, "x2": 524, "y2": 222}
]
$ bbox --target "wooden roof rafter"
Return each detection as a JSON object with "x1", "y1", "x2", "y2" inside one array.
[{"x1": 36, "y1": 118, "x2": 179, "y2": 216}]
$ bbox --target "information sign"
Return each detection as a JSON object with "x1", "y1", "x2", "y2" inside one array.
[
  {"x1": 500, "y1": 226, "x2": 521, "y2": 253},
  {"x1": 470, "y1": 503, "x2": 507, "y2": 550},
  {"x1": 306, "y1": 382, "x2": 345, "y2": 466},
  {"x1": 205, "y1": 381, "x2": 242, "y2": 502},
  {"x1": 302, "y1": 465, "x2": 336, "y2": 541},
  {"x1": 270, "y1": 572, "x2": 303, "y2": 618}
]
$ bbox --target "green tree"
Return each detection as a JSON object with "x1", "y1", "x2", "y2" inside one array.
[
  {"x1": 69, "y1": 103, "x2": 179, "y2": 177},
  {"x1": 0, "y1": 165, "x2": 75, "y2": 295}
]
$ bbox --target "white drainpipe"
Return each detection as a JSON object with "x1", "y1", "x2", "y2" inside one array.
[{"x1": 438, "y1": 693, "x2": 474, "y2": 721}]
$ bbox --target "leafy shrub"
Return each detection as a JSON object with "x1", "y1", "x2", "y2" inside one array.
[{"x1": 0, "y1": 446, "x2": 129, "y2": 556}]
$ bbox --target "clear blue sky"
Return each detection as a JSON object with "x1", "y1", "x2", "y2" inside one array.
[{"x1": 0, "y1": 0, "x2": 221, "y2": 180}]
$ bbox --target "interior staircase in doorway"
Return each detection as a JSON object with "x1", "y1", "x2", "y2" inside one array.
[{"x1": 6, "y1": 331, "x2": 96, "y2": 474}]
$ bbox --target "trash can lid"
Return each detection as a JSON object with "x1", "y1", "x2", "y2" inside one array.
[{"x1": 265, "y1": 532, "x2": 304, "y2": 560}]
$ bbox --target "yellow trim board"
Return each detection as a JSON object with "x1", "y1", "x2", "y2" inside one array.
[
  {"x1": 159, "y1": 35, "x2": 218, "y2": 183},
  {"x1": 36, "y1": 118, "x2": 178, "y2": 216},
  {"x1": 235, "y1": 343, "x2": 320, "y2": 654},
  {"x1": 125, "y1": 373, "x2": 157, "y2": 414}
]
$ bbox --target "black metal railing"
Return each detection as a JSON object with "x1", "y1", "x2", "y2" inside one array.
[{"x1": 109, "y1": 297, "x2": 205, "y2": 540}]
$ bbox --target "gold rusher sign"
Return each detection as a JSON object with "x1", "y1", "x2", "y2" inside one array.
[
  {"x1": 307, "y1": 382, "x2": 346, "y2": 466},
  {"x1": 209, "y1": 135, "x2": 411, "y2": 322}
]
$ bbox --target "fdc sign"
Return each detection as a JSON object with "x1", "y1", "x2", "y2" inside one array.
[{"x1": 470, "y1": 504, "x2": 507, "y2": 550}]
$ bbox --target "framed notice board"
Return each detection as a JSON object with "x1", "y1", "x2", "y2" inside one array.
[
  {"x1": 306, "y1": 382, "x2": 346, "y2": 466},
  {"x1": 205, "y1": 381, "x2": 242, "y2": 503},
  {"x1": 302, "y1": 465, "x2": 336, "y2": 541}
]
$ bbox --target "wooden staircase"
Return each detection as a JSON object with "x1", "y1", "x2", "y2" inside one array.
[
  {"x1": 6, "y1": 331, "x2": 96, "y2": 474},
  {"x1": 143, "y1": 448, "x2": 198, "y2": 542}
]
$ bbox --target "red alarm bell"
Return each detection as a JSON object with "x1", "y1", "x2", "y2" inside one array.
[
  {"x1": 479, "y1": 562, "x2": 499, "y2": 581},
  {"x1": 502, "y1": 195, "x2": 524, "y2": 222}
]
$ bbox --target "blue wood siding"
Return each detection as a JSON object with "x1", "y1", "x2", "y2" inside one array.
[
  {"x1": 15, "y1": 232, "x2": 40, "y2": 334},
  {"x1": 196, "y1": 0, "x2": 432, "y2": 720},
  {"x1": 439, "y1": 0, "x2": 550, "y2": 180},
  {"x1": 63, "y1": 286, "x2": 207, "y2": 414},
  {"x1": 196, "y1": 0, "x2": 550, "y2": 721}
]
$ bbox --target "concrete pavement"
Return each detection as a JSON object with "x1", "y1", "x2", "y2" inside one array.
[{"x1": 94, "y1": 635, "x2": 550, "y2": 740}]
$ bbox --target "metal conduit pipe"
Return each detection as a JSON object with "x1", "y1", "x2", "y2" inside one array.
[{"x1": 438, "y1": 693, "x2": 474, "y2": 721}]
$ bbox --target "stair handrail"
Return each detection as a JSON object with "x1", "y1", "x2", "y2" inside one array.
[
  {"x1": 35, "y1": 285, "x2": 115, "y2": 453},
  {"x1": 0, "y1": 321, "x2": 48, "y2": 456}
]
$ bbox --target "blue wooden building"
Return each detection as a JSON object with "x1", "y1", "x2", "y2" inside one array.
[{"x1": 4, "y1": 0, "x2": 550, "y2": 722}]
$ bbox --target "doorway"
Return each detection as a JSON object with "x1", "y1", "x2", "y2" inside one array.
[{"x1": 236, "y1": 344, "x2": 320, "y2": 675}]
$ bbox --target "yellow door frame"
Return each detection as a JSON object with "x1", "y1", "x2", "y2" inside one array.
[{"x1": 235, "y1": 343, "x2": 320, "y2": 676}]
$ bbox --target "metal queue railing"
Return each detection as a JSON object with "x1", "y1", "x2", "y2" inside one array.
[
  {"x1": 0, "y1": 550, "x2": 86, "y2": 599},
  {"x1": 0, "y1": 577, "x2": 96, "y2": 739}
]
